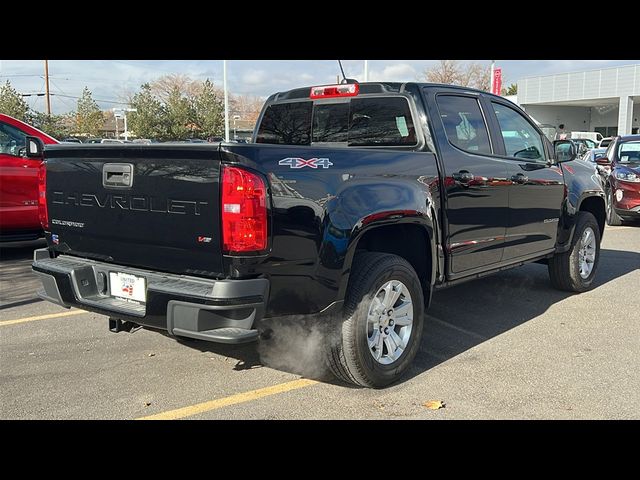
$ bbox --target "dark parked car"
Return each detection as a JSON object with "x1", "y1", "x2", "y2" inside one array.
[
  {"x1": 581, "y1": 147, "x2": 608, "y2": 175},
  {"x1": 30, "y1": 81, "x2": 605, "y2": 387},
  {"x1": 596, "y1": 135, "x2": 640, "y2": 225}
]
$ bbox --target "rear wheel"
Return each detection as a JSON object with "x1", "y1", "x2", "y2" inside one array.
[
  {"x1": 606, "y1": 188, "x2": 623, "y2": 226},
  {"x1": 326, "y1": 252, "x2": 424, "y2": 388},
  {"x1": 548, "y1": 211, "x2": 601, "y2": 292}
]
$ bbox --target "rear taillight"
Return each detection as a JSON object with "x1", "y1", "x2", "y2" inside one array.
[
  {"x1": 310, "y1": 83, "x2": 359, "y2": 99},
  {"x1": 38, "y1": 163, "x2": 48, "y2": 230},
  {"x1": 221, "y1": 166, "x2": 267, "y2": 253}
]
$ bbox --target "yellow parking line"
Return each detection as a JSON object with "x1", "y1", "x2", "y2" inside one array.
[
  {"x1": 137, "y1": 378, "x2": 318, "y2": 420},
  {"x1": 0, "y1": 309, "x2": 85, "y2": 326}
]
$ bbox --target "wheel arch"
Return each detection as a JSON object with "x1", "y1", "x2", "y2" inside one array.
[
  {"x1": 557, "y1": 192, "x2": 606, "y2": 251},
  {"x1": 338, "y1": 216, "x2": 437, "y2": 307},
  {"x1": 579, "y1": 195, "x2": 606, "y2": 239}
]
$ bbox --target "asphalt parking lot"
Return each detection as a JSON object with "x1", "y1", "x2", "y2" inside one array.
[{"x1": 1, "y1": 227, "x2": 639, "y2": 420}]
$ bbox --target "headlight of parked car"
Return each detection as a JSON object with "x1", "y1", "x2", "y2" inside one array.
[{"x1": 615, "y1": 171, "x2": 640, "y2": 182}]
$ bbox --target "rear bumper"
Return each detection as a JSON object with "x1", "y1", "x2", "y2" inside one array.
[{"x1": 31, "y1": 248, "x2": 269, "y2": 344}]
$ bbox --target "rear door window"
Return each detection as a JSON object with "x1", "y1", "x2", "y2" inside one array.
[{"x1": 435, "y1": 95, "x2": 492, "y2": 154}]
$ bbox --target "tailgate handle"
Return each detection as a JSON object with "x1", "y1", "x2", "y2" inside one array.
[{"x1": 103, "y1": 163, "x2": 134, "y2": 188}]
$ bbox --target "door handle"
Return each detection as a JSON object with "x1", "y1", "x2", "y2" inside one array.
[
  {"x1": 452, "y1": 171, "x2": 475, "y2": 184},
  {"x1": 103, "y1": 163, "x2": 134, "y2": 188},
  {"x1": 511, "y1": 173, "x2": 529, "y2": 184}
]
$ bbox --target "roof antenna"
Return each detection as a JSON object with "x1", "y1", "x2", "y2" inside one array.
[{"x1": 337, "y1": 60, "x2": 359, "y2": 84}]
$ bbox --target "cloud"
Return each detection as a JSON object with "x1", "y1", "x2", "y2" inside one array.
[
  {"x1": 242, "y1": 70, "x2": 267, "y2": 86},
  {"x1": 299, "y1": 73, "x2": 314, "y2": 82},
  {"x1": 372, "y1": 63, "x2": 417, "y2": 82}
]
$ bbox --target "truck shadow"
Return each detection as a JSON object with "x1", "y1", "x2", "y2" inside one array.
[
  {"x1": 0, "y1": 239, "x2": 47, "y2": 309},
  {"x1": 407, "y1": 247, "x2": 640, "y2": 382},
  {"x1": 180, "y1": 247, "x2": 639, "y2": 386}
]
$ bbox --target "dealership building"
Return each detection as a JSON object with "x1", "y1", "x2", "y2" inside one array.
[{"x1": 514, "y1": 63, "x2": 640, "y2": 137}]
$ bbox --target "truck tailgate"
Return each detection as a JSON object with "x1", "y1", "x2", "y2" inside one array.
[{"x1": 44, "y1": 144, "x2": 224, "y2": 278}]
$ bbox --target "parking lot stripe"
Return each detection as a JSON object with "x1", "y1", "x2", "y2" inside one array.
[
  {"x1": 0, "y1": 309, "x2": 85, "y2": 327},
  {"x1": 137, "y1": 378, "x2": 319, "y2": 420},
  {"x1": 429, "y1": 316, "x2": 487, "y2": 340}
]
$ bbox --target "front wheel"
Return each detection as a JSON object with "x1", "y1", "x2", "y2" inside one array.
[
  {"x1": 326, "y1": 252, "x2": 424, "y2": 388},
  {"x1": 548, "y1": 211, "x2": 601, "y2": 292}
]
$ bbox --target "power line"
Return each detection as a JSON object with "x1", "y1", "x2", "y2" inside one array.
[
  {"x1": 51, "y1": 93, "x2": 129, "y2": 105},
  {"x1": 48, "y1": 78, "x2": 76, "y2": 111},
  {"x1": 0, "y1": 74, "x2": 44, "y2": 78}
]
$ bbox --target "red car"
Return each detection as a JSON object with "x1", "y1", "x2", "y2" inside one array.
[
  {"x1": 0, "y1": 114, "x2": 58, "y2": 241},
  {"x1": 597, "y1": 135, "x2": 640, "y2": 225}
]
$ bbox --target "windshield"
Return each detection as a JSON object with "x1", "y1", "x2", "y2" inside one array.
[{"x1": 617, "y1": 141, "x2": 640, "y2": 164}]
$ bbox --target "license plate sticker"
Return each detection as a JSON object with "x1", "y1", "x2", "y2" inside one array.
[{"x1": 109, "y1": 272, "x2": 146, "y2": 303}]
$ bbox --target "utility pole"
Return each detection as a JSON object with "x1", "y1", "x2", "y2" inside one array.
[
  {"x1": 44, "y1": 60, "x2": 51, "y2": 115},
  {"x1": 223, "y1": 60, "x2": 230, "y2": 143},
  {"x1": 364, "y1": 60, "x2": 369, "y2": 82}
]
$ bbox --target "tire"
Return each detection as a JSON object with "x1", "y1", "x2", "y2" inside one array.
[
  {"x1": 606, "y1": 188, "x2": 623, "y2": 226},
  {"x1": 326, "y1": 252, "x2": 424, "y2": 388},
  {"x1": 548, "y1": 211, "x2": 601, "y2": 292}
]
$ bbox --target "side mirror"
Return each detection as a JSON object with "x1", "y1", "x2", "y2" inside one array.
[
  {"x1": 25, "y1": 136, "x2": 45, "y2": 158},
  {"x1": 554, "y1": 140, "x2": 576, "y2": 163},
  {"x1": 595, "y1": 156, "x2": 611, "y2": 166}
]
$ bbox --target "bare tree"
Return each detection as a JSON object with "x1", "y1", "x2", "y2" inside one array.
[
  {"x1": 230, "y1": 94, "x2": 265, "y2": 124},
  {"x1": 424, "y1": 60, "x2": 462, "y2": 85},
  {"x1": 424, "y1": 60, "x2": 491, "y2": 91},
  {"x1": 149, "y1": 74, "x2": 205, "y2": 102}
]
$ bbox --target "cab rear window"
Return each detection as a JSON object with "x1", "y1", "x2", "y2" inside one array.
[{"x1": 256, "y1": 96, "x2": 417, "y2": 147}]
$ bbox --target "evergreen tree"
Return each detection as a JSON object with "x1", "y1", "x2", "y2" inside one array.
[
  {"x1": 0, "y1": 80, "x2": 30, "y2": 120},
  {"x1": 165, "y1": 86, "x2": 193, "y2": 140},
  {"x1": 128, "y1": 83, "x2": 167, "y2": 140},
  {"x1": 76, "y1": 87, "x2": 104, "y2": 137},
  {"x1": 193, "y1": 79, "x2": 224, "y2": 139}
]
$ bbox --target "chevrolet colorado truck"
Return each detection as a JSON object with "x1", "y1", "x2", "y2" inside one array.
[{"x1": 30, "y1": 82, "x2": 606, "y2": 387}]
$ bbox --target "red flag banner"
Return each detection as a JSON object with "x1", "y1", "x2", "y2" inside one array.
[{"x1": 492, "y1": 68, "x2": 502, "y2": 95}]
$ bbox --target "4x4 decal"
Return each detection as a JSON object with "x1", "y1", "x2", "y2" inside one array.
[{"x1": 278, "y1": 157, "x2": 333, "y2": 169}]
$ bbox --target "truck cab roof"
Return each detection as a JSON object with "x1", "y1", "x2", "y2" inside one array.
[{"x1": 268, "y1": 82, "x2": 504, "y2": 102}]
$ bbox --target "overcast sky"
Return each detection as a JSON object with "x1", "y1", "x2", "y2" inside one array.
[{"x1": 1, "y1": 59, "x2": 637, "y2": 114}]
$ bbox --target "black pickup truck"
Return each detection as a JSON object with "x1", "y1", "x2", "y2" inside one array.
[{"x1": 30, "y1": 81, "x2": 605, "y2": 387}]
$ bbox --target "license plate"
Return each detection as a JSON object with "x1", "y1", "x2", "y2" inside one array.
[{"x1": 109, "y1": 272, "x2": 146, "y2": 303}]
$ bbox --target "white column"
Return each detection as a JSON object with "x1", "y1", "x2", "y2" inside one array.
[
  {"x1": 618, "y1": 96, "x2": 633, "y2": 136},
  {"x1": 363, "y1": 60, "x2": 369, "y2": 82}
]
